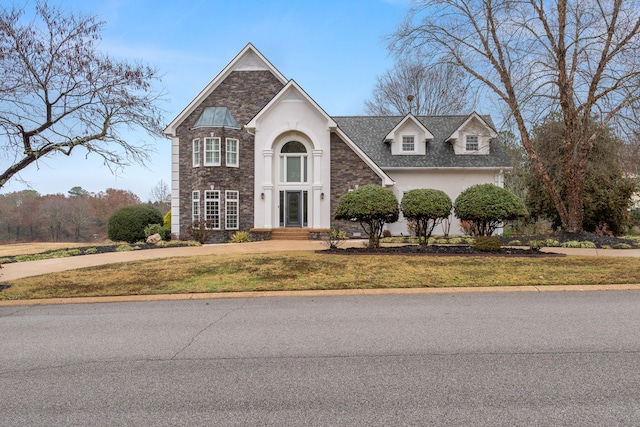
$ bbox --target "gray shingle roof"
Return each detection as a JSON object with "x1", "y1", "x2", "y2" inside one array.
[{"x1": 332, "y1": 115, "x2": 512, "y2": 169}]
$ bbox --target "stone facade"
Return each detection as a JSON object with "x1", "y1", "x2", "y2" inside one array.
[
  {"x1": 329, "y1": 132, "x2": 384, "y2": 236},
  {"x1": 176, "y1": 70, "x2": 284, "y2": 243}
]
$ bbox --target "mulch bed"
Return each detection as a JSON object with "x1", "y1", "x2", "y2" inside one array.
[{"x1": 319, "y1": 245, "x2": 565, "y2": 257}]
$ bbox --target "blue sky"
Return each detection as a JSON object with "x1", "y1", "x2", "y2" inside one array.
[{"x1": 1, "y1": 0, "x2": 411, "y2": 200}]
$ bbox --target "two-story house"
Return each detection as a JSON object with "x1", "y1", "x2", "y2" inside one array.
[{"x1": 163, "y1": 43, "x2": 511, "y2": 242}]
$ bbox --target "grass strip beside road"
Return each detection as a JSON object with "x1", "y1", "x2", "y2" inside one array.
[{"x1": 2, "y1": 251, "x2": 640, "y2": 300}]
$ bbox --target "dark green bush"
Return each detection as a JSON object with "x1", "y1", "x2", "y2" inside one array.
[
  {"x1": 473, "y1": 236, "x2": 502, "y2": 252},
  {"x1": 401, "y1": 189, "x2": 452, "y2": 245},
  {"x1": 334, "y1": 184, "x2": 399, "y2": 248},
  {"x1": 107, "y1": 205, "x2": 163, "y2": 243},
  {"x1": 454, "y1": 184, "x2": 527, "y2": 236}
]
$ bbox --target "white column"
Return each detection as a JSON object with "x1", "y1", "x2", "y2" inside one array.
[
  {"x1": 262, "y1": 150, "x2": 274, "y2": 228},
  {"x1": 312, "y1": 149, "x2": 323, "y2": 229},
  {"x1": 171, "y1": 137, "x2": 181, "y2": 237}
]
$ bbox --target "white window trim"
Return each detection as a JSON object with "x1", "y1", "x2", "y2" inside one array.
[
  {"x1": 204, "y1": 137, "x2": 221, "y2": 166},
  {"x1": 226, "y1": 138, "x2": 239, "y2": 167},
  {"x1": 192, "y1": 190, "x2": 200, "y2": 223},
  {"x1": 192, "y1": 139, "x2": 201, "y2": 167},
  {"x1": 402, "y1": 135, "x2": 416, "y2": 152},
  {"x1": 465, "y1": 135, "x2": 479, "y2": 152},
  {"x1": 225, "y1": 190, "x2": 239, "y2": 230},
  {"x1": 279, "y1": 154, "x2": 309, "y2": 184},
  {"x1": 204, "y1": 190, "x2": 221, "y2": 230}
]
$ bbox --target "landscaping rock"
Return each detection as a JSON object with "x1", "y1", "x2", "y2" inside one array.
[{"x1": 146, "y1": 233, "x2": 162, "y2": 245}]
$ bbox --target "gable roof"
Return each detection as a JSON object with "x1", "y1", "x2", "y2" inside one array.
[
  {"x1": 245, "y1": 80, "x2": 394, "y2": 186},
  {"x1": 446, "y1": 112, "x2": 498, "y2": 141},
  {"x1": 163, "y1": 43, "x2": 287, "y2": 137},
  {"x1": 245, "y1": 80, "x2": 337, "y2": 131},
  {"x1": 384, "y1": 113, "x2": 434, "y2": 141},
  {"x1": 333, "y1": 115, "x2": 512, "y2": 169}
]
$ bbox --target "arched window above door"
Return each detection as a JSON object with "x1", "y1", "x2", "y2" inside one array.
[{"x1": 281, "y1": 141, "x2": 307, "y2": 154}]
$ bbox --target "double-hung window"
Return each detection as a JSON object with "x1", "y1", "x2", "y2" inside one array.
[
  {"x1": 466, "y1": 135, "x2": 479, "y2": 151},
  {"x1": 204, "y1": 190, "x2": 220, "y2": 229},
  {"x1": 204, "y1": 137, "x2": 220, "y2": 166},
  {"x1": 402, "y1": 135, "x2": 415, "y2": 152},
  {"x1": 226, "y1": 138, "x2": 238, "y2": 167},
  {"x1": 225, "y1": 191, "x2": 239, "y2": 230},
  {"x1": 192, "y1": 139, "x2": 201, "y2": 167},
  {"x1": 192, "y1": 191, "x2": 200, "y2": 223}
]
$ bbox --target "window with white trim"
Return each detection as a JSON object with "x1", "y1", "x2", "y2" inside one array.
[
  {"x1": 466, "y1": 135, "x2": 479, "y2": 151},
  {"x1": 192, "y1": 191, "x2": 200, "y2": 223},
  {"x1": 225, "y1": 190, "x2": 239, "y2": 230},
  {"x1": 402, "y1": 135, "x2": 415, "y2": 152},
  {"x1": 192, "y1": 139, "x2": 201, "y2": 167},
  {"x1": 204, "y1": 190, "x2": 220, "y2": 229},
  {"x1": 204, "y1": 137, "x2": 220, "y2": 166},
  {"x1": 279, "y1": 141, "x2": 308, "y2": 183},
  {"x1": 226, "y1": 138, "x2": 238, "y2": 167}
]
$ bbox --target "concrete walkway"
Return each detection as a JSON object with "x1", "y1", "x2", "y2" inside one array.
[{"x1": 2, "y1": 240, "x2": 640, "y2": 282}]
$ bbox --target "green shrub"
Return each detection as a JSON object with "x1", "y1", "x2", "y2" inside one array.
[
  {"x1": 401, "y1": 189, "x2": 452, "y2": 245},
  {"x1": 84, "y1": 247, "x2": 98, "y2": 254},
  {"x1": 334, "y1": 184, "x2": 399, "y2": 248},
  {"x1": 49, "y1": 250, "x2": 71, "y2": 258},
  {"x1": 144, "y1": 223, "x2": 171, "y2": 241},
  {"x1": 67, "y1": 249, "x2": 81, "y2": 256},
  {"x1": 530, "y1": 239, "x2": 561, "y2": 248},
  {"x1": 230, "y1": 231, "x2": 250, "y2": 243},
  {"x1": 454, "y1": 184, "x2": 527, "y2": 236},
  {"x1": 447, "y1": 236, "x2": 463, "y2": 244},
  {"x1": 508, "y1": 240, "x2": 522, "y2": 246},
  {"x1": 116, "y1": 243, "x2": 135, "y2": 252},
  {"x1": 107, "y1": 205, "x2": 163, "y2": 243},
  {"x1": 561, "y1": 241, "x2": 596, "y2": 248},
  {"x1": 613, "y1": 243, "x2": 632, "y2": 249},
  {"x1": 473, "y1": 236, "x2": 502, "y2": 252},
  {"x1": 163, "y1": 210, "x2": 172, "y2": 228}
]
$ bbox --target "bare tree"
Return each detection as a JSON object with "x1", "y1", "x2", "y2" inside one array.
[
  {"x1": 365, "y1": 56, "x2": 475, "y2": 116},
  {"x1": 148, "y1": 179, "x2": 171, "y2": 214},
  {"x1": 39, "y1": 194, "x2": 67, "y2": 242},
  {"x1": 0, "y1": 1, "x2": 164, "y2": 189},
  {"x1": 66, "y1": 196, "x2": 95, "y2": 241},
  {"x1": 392, "y1": 0, "x2": 640, "y2": 232}
]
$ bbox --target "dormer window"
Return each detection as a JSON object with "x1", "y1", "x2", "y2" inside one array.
[
  {"x1": 402, "y1": 135, "x2": 415, "y2": 152},
  {"x1": 466, "y1": 135, "x2": 479, "y2": 151}
]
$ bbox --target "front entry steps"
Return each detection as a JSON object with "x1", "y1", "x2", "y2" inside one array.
[{"x1": 270, "y1": 228, "x2": 311, "y2": 240}]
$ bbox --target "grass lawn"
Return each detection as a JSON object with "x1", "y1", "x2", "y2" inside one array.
[
  {"x1": 0, "y1": 242, "x2": 111, "y2": 257},
  {"x1": 2, "y1": 251, "x2": 640, "y2": 300}
]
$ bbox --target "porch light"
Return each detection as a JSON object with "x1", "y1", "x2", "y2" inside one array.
[
  {"x1": 261, "y1": 193, "x2": 265, "y2": 199},
  {"x1": 321, "y1": 192, "x2": 324, "y2": 199}
]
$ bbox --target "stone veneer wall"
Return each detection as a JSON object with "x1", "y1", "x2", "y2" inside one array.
[
  {"x1": 176, "y1": 70, "x2": 284, "y2": 243},
  {"x1": 330, "y1": 133, "x2": 384, "y2": 237}
]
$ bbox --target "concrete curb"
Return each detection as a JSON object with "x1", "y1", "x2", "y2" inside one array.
[{"x1": 2, "y1": 283, "x2": 640, "y2": 307}]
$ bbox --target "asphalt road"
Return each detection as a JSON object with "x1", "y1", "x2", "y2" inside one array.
[{"x1": 1, "y1": 291, "x2": 639, "y2": 426}]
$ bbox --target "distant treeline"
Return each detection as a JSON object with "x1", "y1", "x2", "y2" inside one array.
[{"x1": 0, "y1": 188, "x2": 170, "y2": 243}]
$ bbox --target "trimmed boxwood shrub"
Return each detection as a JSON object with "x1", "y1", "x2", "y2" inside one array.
[
  {"x1": 401, "y1": 189, "x2": 452, "y2": 246},
  {"x1": 107, "y1": 205, "x2": 163, "y2": 243},
  {"x1": 454, "y1": 184, "x2": 527, "y2": 236},
  {"x1": 335, "y1": 184, "x2": 399, "y2": 248}
]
